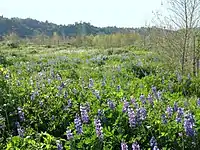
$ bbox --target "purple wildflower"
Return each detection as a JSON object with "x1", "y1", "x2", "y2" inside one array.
[
  {"x1": 184, "y1": 113, "x2": 195, "y2": 137},
  {"x1": 56, "y1": 140, "x2": 63, "y2": 150},
  {"x1": 117, "y1": 85, "x2": 121, "y2": 91},
  {"x1": 153, "y1": 146, "x2": 160, "y2": 150},
  {"x1": 64, "y1": 91, "x2": 68, "y2": 99},
  {"x1": 74, "y1": 114, "x2": 83, "y2": 134},
  {"x1": 121, "y1": 142, "x2": 128, "y2": 150},
  {"x1": 107, "y1": 99, "x2": 116, "y2": 110},
  {"x1": 97, "y1": 109, "x2": 103, "y2": 117},
  {"x1": 152, "y1": 86, "x2": 157, "y2": 95},
  {"x1": 128, "y1": 108, "x2": 137, "y2": 127},
  {"x1": 140, "y1": 94, "x2": 146, "y2": 104},
  {"x1": 173, "y1": 102, "x2": 178, "y2": 112},
  {"x1": 122, "y1": 101, "x2": 129, "y2": 113},
  {"x1": 89, "y1": 78, "x2": 94, "y2": 88},
  {"x1": 85, "y1": 102, "x2": 90, "y2": 112},
  {"x1": 137, "y1": 107, "x2": 147, "y2": 122},
  {"x1": 161, "y1": 114, "x2": 167, "y2": 124},
  {"x1": 150, "y1": 136, "x2": 157, "y2": 147},
  {"x1": 17, "y1": 107, "x2": 25, "y2": 122},
  {"x1": 176, "y1": 107, "x2": 184, "y2": 123},
  {"x1": 132, "y1": 142, "x2": 140, "y2": 150},
  {"x1": 80, "y1": 105, "x2": 89, "y2": 123},
  {"x1": 66, "y1": 129, "x2": 73, "y2": 140},
  {"x1": 94, "y1": 118, "x2": 103, "y2": 139},
  {"x1": 15, "y1": 122, "x2": 24, "y2": 138},
  {"x1": 147, "y1": 94, "x2": 154, "y2": 106},
  {"x1": 30, "y1": 92, "x2": 36, "y2": 101},
  {"x1": 67, "y1": 99, "x2": 72, "y2": 108},
  {"x1": 166, "y1": 106, "x2": 173, "y2": 117},
  {"x1": 157, "y1": 91, "x2": 162, "y2": 100}
]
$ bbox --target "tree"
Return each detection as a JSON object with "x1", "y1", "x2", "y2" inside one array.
[{"x1": 153, "y1": 0, "x2": 200, "y2": 75}]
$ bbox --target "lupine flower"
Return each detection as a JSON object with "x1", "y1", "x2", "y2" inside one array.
[
  {"x1": 64, "y1": 91, "x2": 68, "y2": 99},
  {"x1": 80, "y1": 105, "x2": 89, "y2": 123},
  {"x1": 161, "y1": 114, "x2": 167, "y2": 124},
  {"x1": 140, "y1": 94, "x2": 146, "y2": 104},
  {"x1": 130, "y1": 97, "x2": 136, "y2": 105},
  {"x1": 121, "y1": 142, "x2": 128, "y2": 150},
  {"x1": 107, "y1": 99, "x2": 116, "y2": 110},
  {"x1": 15, "y1": 122, "x2": 24, "y2": 137},
  {"x1": 122, "y1": 101, "x2": 129, "y2": 113},
  {"x1": 132, "y1": 142, "x2": 140, "y2": 150},
  {"x1": 117, "y1": 85, "x2": 121, "y2": 91},
  {"x1": 56, "y1": 140, "x2": 63, "y2": 150},
  {"x1": 157, "y1": 91, "x2": 162, "y2": 100},
  {"x1": 147, "y1": 94, "x2": 154, "y2": 106},
  {"x1": 102, "y1": 80, "x2": 106, "y2": 87},
  {"x1": 150, "y1": 136, "x2": 157, "y2": 147},
  {"x1": 74, "y1": 114, "x2": 83, "y2": 134},
  {"x1": 128, "y1": 108, "x2": 137, "y2": 127},
  {"x1": 30, "y1": 92, "x2": 36, "y2": 101},
  {"x1": 17, "y1": 107, "x2": 25, "y2": 122},
  {"x1": 94, "y1": 118, "x2": 103, "y2": 139},
  {"x1": 184, "y1": 113, "x2": 195, "y2": 137},
  {"x1": 67, "y1": 99, "x2": 72, "y2": 108},
  {"x1": 152, "y1": 86, "x2": 158, "y2": 99},
  {"x1": 136, "y1": 107, "x2": 147, "y2": 123},
  {"x1": 176, "y1": 107, "x2": 184, "y2": 123},
  {"x1": 66, "y1": 129, "x2": 73, "y2": 140},
  {"x1": 173, "y1": 102, "x2": 178, "y2": 112},
  {"x1": 89, "y1": 78, "x2": 94, "y2": 88},
  {"x1": 166, "y1": 106, "x2": 173, "y2": 117},
  {"x1": 97, "y1": 109, "x2": 103, "y2": 117},
  {"x1": 153, "y1": 146, "x2": 160, "y2": 150},
  {"x1": 85, "y1": 102, "x2": 90, "y2": 112},
  {"x1": 197, "y1": 98, "x2": 200, "y2": 107}
]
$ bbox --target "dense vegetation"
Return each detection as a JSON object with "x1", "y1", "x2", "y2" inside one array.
[
  {"x1": 0, "y1": 42, "x2": 200, "y2": 149},
  {"x1": 0, "y1": 16, "x2": 150, "y2": 38},
  {"x1": 1, "y1": 0, "x2": 200, "y2": 148}
]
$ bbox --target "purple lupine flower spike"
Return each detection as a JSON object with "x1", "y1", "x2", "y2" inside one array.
[
  {"x1": 80, "y1": 105, "x2": 89, "y2": 123},
  {"x1": 184, "y1": 112, "x2": 195, "y2": 137},
  {"x1": 122, "y1": 101, "x2": 129, "y2": 113},
  {"x1": 66, "y1": 129, "x2": 73, "y2": 140},
  {"x1": 166, "y1": 106, "x2": 173, "y2": 117},
  {"x1": 56, "y1": 140, "x2": 63, "y2": 150},
  {"x1": 74, "y1": 114, "x2": 83, "y2": 134},
  {"x1": 94, "y1": 118, "x2": 103, "y2": 139},
  {"x1": 121, "y1": 142, "x2": 128, "y2": 150},
  {"x1": 132, "y1": 142, "x2": 140, "y2": 150},
  {"x1": 128, "y1": 107, "x2": 137, "y2": 127}
]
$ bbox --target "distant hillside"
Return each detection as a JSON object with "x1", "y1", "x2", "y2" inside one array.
[{"x1": 0, "y1": 16, "x2": 153, "y2": 38}]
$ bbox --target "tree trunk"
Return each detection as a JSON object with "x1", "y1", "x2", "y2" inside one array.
[{"x1": 193, "y1": 35, "x2": 196, "y2": 76}]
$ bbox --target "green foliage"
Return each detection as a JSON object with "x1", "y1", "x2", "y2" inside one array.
[{"x1": 0, "y1": 45, "x2": 200, "y2": 149}]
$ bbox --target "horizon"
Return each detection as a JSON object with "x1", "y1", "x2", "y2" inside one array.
[{"x1": 0, "y1": 0, "x2": 164, "y2": 28}]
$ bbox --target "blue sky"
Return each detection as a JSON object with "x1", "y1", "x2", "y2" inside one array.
[{"x1": 0, "y1": 0, "x2": 163, "y2": 27}]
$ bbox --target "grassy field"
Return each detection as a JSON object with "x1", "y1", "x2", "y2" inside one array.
[{"x1": 0, "y1": 44, "x2": 200, "y2": 149}]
